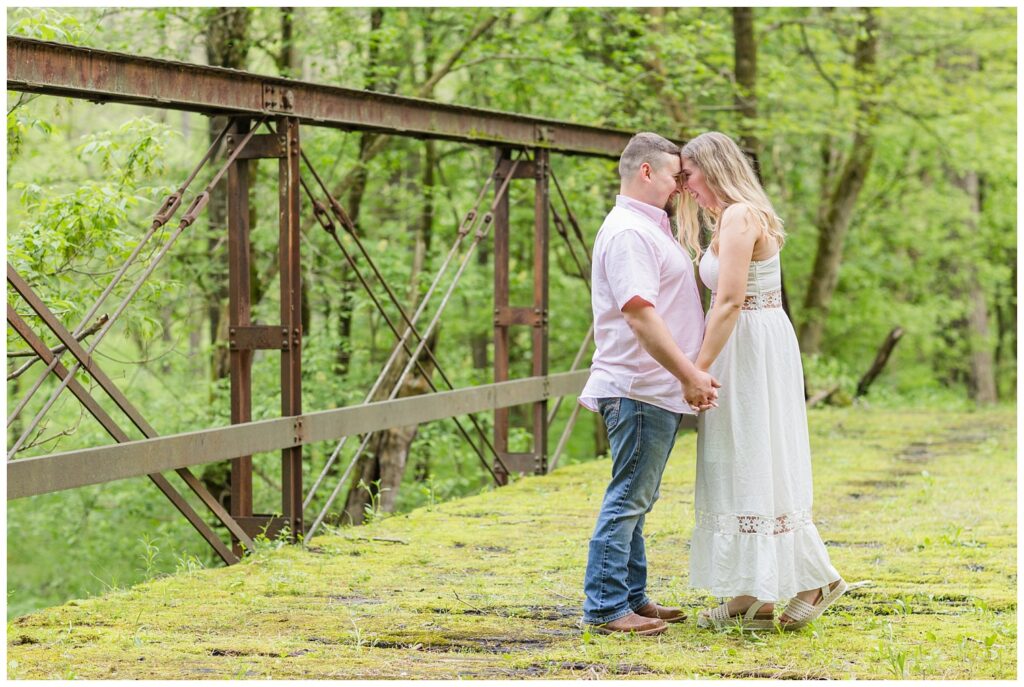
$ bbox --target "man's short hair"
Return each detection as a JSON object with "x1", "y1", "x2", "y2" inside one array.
[{"x1": 618, "y1": 132, "x2": 680, "y2": 180}]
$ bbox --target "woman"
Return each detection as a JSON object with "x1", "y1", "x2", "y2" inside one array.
[{"x1": 676, "y1": 132, "x2": 845, "y2": 631}]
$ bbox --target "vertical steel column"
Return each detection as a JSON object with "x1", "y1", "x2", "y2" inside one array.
[
  {"x1": 279, "y1": 117, "x2": 303, "y2": 537},
  {"x1": 532, "y1": 148, "x2": 550, "y2": 473},
  {"x1": 492, "y1": 148, "x2": 512, "y2": 485},
  {"x1": 491, "y1": 148, "x2": 549, "y2": 484},
  {"x1": 227, "y1": 117, "x2": 253, "y2": 552}
]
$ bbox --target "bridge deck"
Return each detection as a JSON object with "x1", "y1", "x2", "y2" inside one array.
[{"x1": 6, "y1": 407, "x2": 1016, "y2": 679}]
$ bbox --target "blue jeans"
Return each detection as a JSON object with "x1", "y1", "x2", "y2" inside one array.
[{"x1": 582, "y1": 397, "x2": 683, "y2": 624}]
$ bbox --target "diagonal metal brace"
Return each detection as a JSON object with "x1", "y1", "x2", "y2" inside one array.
[
  {"x1": 7, "y1": 265, "x2": 256, "y2": 556},
  {"x1": 7, "y1": 304, "x2": 239, "y2": 564}
]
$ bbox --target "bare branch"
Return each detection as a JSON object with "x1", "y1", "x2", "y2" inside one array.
[
  {"x1": 7, "y1": 92, "x2": 40, "y2": 116},
  {"x1": 14, "y1": 405, "x2": 84, "y2": 454},
  {"x1": 418, "y1": 12, "x2": 505, "y2": 97},
  {"x1": 7, "y1": 315, "x2": 109, "y2": 381},
  {"x1": 800, "y1": 23, "x2": 839, "y2": 94}
]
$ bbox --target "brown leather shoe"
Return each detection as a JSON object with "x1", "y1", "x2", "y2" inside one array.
[
  {"x1": 588, "y1": 612, "x2": 668, "y2": 636},
  {"x1": 635, "y1": 601, "x2": 687, "y2": 624}
]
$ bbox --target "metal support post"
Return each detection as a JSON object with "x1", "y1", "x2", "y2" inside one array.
[
  {"x1": 532, "y1": 148, "x2": 550, "y2": 474},
  {"x1": 492, "y1": 148, "x2": 512, "y2": 485},
  {"x1": 279, "y1": 117, "x2": 304, "y2": 537},
  {"x1": 492, "y1": 148, "x2": 550, "y2": 483},
  {"x1": 227, "y1": 117, "x2": 254, "y2": 553}
]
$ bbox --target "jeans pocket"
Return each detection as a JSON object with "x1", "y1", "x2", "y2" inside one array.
[{"x1": 597, "y1": 397, "x2": 621, "y2": 432}]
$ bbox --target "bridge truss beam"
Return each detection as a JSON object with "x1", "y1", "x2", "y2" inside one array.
[{"x1": 8, "y1": 37, "x2": 633, "y2": 158}]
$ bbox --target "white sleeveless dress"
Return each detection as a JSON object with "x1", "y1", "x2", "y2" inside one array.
[{"x1": 689, "y1": 248, "x2": 838, "y2": 602}]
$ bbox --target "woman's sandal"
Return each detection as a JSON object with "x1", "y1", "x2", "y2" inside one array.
[
  {"x1": 777, "y1": 578, "x2": 848, "y2": 631},
  {"x1": 697, "y1": 600, "x2": 774, "y2": 631}
]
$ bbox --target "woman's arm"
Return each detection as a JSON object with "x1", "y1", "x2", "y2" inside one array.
[
  {"x1": 695, "y1": 205, "x2": 759, "y2": 370},
  {"x1": 622, "y1": 297, "x2": 721, "y2": 409}
]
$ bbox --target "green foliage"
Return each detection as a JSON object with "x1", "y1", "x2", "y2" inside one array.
[
  {"x1": 7, "y1": 108, "x2": 53, "y2": 165},
  {"x1": 358, "y1": 479, "x2": 389, "y2": 525},
  {"x1": 802, "y1": 353, "x2": 857, "y2": 397},
  {"x1": 7, "y1": 7, "x2": 84, "y2": 43},
  {"x1": 6, "y1": 477, "x2": 218, "y2": 619},
  {"x1": 7, "y1": 115, "x2": 176, "y2": 347}
]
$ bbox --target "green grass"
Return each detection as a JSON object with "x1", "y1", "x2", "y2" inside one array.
[{"x1": 6, "y1": 405, "x2": 1016, "y2": 679}]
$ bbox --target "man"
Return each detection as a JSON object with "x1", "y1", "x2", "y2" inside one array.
[{"x1": 578, "y1": 132, "x2": 720, "y2": 636}]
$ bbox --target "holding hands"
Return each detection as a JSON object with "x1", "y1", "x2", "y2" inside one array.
[{"x1": 684, "y1": 368, "x2": 721, "y2": 412}]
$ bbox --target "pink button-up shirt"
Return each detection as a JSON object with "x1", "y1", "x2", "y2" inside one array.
[{"x1": 578, "y1": 195, "x2": 705, "y2": 415}]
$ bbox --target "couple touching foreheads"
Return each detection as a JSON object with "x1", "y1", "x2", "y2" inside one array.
[{"x1": 578, "y1": 131, "x2": 846, "y2": 636}]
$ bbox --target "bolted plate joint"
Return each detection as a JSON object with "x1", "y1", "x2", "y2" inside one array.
[
  {"x1": 494, "y1": 306, "x2": 543, "y2": 327},
  {"x1": 229, "y1": 325, "x2": 290, "y2": 350},
  {"x1": 263, "y1": 83, "x2": 295, "y2": 112},
  {"x1": 225, "y1": 132, "x2": 286, "y2": 160},
  {"x1": 535, "y1": 125, "x2": 555, "y2": 144},
  {"x1": 496, "y1": 451, "x2": 542, "y2": 476}
]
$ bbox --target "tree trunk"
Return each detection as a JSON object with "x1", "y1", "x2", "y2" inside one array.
[
  {"x1": 335, "y1": 9, "x2": 385, "y2": 376},
  {"x1": 408, "y1": 139, "x2": 435, "y2": 314},
  {"x1": 409, "y1": 20, "x2": 437, "y2": 309},
  {"x1": 340, "y1": 9, "x2": 418, "y2": 523},
  {"x1": 732, "y1": 7, "x2": 759, "y2": 161},
  {"x1": 345, "y1": 138, "x2": 440, "y2": 513},
  {"x1": 951, "y1": 52, "x2": 997, "y2": 403},
  {"x1": 277, "y1": 8, "x2": 299, "y2": 78},
  {"x1": 798, "y1": 8, "x2": 879, "y2": 354},
  {"x1": 954, "y1": 171, "x2": 997, "y2": 403},
  {"x1": 856, "y1": 327, "x2": 904, "y2": 397},
  {"x1": 993, "y1": 259, "x2": 1015, "y2": 386},
  {"x1": 342, "y1": 330, "x2": 439, "y2": 524},
  {"x1": 965, "y1": 273, "x2": 996, "y2": 403}
]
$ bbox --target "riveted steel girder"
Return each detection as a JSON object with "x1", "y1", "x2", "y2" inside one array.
[{"x1": 8, "y1": 37, "x2": 634, "y2": 158}]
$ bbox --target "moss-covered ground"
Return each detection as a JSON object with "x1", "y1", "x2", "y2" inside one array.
[{"x1": 6, "y1": 406, "x2": 1016, "y2": 679}]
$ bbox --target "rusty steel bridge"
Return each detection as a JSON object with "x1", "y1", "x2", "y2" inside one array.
[{"x1": 6, "y1": 37, "x2": 697, "y2": 564}]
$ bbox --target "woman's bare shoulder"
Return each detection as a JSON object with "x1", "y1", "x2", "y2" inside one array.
[
  {"x1": 719, "y1": 203, "x2": 758, "y2": 234},
  {"x1": 722, "y1": 202, "x2": 756, "y2": 220}
]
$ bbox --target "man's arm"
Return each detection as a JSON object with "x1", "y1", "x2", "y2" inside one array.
[{"x1": 622, "y1": 296, "x2": 720, "y2": 410}]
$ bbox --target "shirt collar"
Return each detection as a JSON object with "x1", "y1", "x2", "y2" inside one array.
[{"x1": 615, "y1": 194, "x2": 672, "y2": 236}]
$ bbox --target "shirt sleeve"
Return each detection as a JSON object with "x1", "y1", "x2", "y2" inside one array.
[{"x1": 601, "y1": 229, "x2": 662, "y2": 311}]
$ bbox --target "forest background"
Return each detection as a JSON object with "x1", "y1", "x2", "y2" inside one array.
[{"x1": 5, "y1": 6, "x2": 1016, "y2": 618}]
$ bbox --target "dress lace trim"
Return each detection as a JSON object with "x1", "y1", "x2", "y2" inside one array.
[
  {"x1": 696, "y1": 509, "x2": 813, "y2": 536},
  {"x1": 710, "y1": 288, "x2": 783, "y2": 311}
]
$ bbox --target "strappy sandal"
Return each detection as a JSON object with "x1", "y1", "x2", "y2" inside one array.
[
  {"x1": 778, "y1": 578, "x2": 848, "y2": 631},
  {"x1": 697, "y1": 600, "x2": 774, "y2": 631}
]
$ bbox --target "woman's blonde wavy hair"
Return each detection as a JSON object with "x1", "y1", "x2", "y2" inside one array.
[{"x1": 676, "y1": 131, "x2": 785, "y2": 258}]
